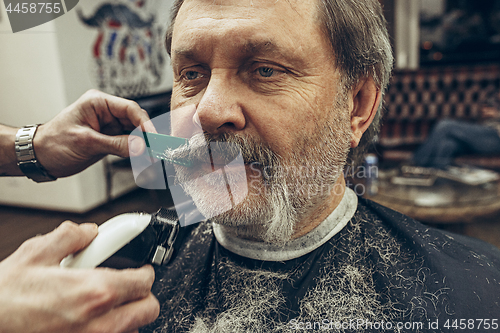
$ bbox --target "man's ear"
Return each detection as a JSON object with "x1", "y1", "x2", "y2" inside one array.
[{"x1": 350, "y1": 77, "x2": 382, "y2": 148}]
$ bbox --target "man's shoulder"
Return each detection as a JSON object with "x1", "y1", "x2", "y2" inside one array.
[
  {"x1": 355, "y1": 197, "x2": 500, "y2": 318},
  {"x1": 357, "y1": 196, "x2": 500, "y2": 263}
]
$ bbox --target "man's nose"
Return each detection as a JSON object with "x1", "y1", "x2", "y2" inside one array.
[{"x1": 195, "y1": 75, "x2": 246, "y2": 134}]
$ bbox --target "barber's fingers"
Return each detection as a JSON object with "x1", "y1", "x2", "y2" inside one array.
[
  {"x1": 82, "y1": 90, "x2": 157, "y2": 134},
  {"x1": 42, "y1": 266, "x2": 156, "y2": 327},
  {"x1": 128, "y1": 135, "x2": 147, "y2": 156},
  {"x1": 93, "y1": 266, "x2": 156, "y2": 309},
  {"x1": 80, "y1": 130, "x2": 146, "y2": 158},
  {"x1": 104, "y1": 94, "x2": 156, "y2": 133},
  {"x1": 15, "y1": 222, "x2": 98, "y2": 266},
  {"x1": 84, "y1": 293, "x2": 159, "y2": 333}
]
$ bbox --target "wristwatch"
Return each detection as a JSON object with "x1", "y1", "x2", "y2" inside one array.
[{"x1": 15, "y1": 124, "x2": 57, "y2": 183}]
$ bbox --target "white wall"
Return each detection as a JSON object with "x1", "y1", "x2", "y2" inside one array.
[
  {"x1": 0, "y1": 15, "x2": 66, "y2": 125},
  {"x1": 0, "y1": 0, "x2": 174, "y2": 212}
]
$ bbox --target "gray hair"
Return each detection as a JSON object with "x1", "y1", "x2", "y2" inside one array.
[
  {"x1": 165, "y1": 0, "x2": 393, "y2": 165},
  {"x1": 315, "y1": 0, "x2": 393, "y2": 164}
]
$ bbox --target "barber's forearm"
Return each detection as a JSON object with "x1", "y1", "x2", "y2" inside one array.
[{"x1": 0, "y1": 124, "x2": 24, "y2": 176}]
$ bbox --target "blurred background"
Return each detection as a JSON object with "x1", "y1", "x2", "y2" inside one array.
[{"x1": 1, "y1": 0, "x2": 499, "y2": 261}]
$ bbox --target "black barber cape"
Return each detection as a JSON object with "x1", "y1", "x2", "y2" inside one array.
[{"x1": 141, "y1": 191, "x2": 500, "y2": 333}]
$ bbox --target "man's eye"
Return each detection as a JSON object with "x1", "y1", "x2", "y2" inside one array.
[
  {"x1": 257, "y1": 67, "x2": 275, "y2": 78},
  {"x1": 184, "y1": 71, "x2": 202, "y2": 80}
]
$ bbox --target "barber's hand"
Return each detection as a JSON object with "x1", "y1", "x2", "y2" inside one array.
[
  {"x1": 34, "y1": 89, "x2": 157, "y2": 178},
  {"x1": 0, "y1": 221, "x2": 160, "y2": 333}
]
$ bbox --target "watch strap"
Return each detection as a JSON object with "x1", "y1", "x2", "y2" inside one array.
[{"x1": 15, "y1": 125, "x2": 57, "y2": 183}]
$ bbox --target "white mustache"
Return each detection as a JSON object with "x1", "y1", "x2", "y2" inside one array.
[{"x1": 166, "y1": 133, "x2": 279, "y2": 173}]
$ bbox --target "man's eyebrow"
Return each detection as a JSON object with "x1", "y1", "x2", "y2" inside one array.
[
  {"x1": 173, "y1": 41, "x2": 284, "y2": 59},
  {"x1": 172, "y1": 49, "x2": 198, "y2": 61},
  {"x1": 243, "y1": 40, "x2": 279, "y2": 54},
  {"x1": 243, "y1": 39, "x2": 307, "y2": 67},
  {"x1": 173, "y1": 39, "x2": 307, "y2": 68}
]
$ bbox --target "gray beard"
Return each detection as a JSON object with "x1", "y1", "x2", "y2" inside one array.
[{"x1": 170, "y1": 95, "x2": 352, "y2": 245}]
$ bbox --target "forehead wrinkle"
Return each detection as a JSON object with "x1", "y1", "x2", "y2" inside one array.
[
  {"x1": 183, "y1": 0, "x2": 308, "y2": 22},
  {"x1": 201, "y1": 0, "x2": 297, "y2": 7}
]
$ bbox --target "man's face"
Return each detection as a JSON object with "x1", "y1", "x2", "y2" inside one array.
[{"x1": 169, "y1": 0, "x2": 352, "y2": 242}]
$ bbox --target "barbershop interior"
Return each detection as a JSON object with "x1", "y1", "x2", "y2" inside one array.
[{"x1": 1, "y1": 0, "x2": 500, "y2": 264}]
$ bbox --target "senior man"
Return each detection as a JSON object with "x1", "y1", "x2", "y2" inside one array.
[{"x1": 142, "y1": 0, "x2": 500, "y2": 332}]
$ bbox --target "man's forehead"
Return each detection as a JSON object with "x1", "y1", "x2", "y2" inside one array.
[
  {"x1": 171, "y1": 0, "x2": 325, "y2": 59},
  {"x1": 180, "y1": 0, "x2": 303, "y2": 9},
  {"x1": 176, "y1": 0, "x2": 317, "y2": 24}
]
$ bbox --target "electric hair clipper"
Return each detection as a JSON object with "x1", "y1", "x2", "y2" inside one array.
[{"x1": 61, "y1": 208, "x2": 185, "y2": 269}]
